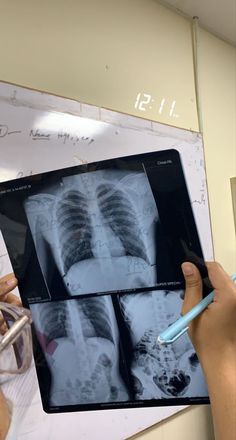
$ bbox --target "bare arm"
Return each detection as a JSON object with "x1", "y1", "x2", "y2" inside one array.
[
  {"x1": 181, "y1": 262, "x2": 236, "y2": 440},
  {"x1": 0, "y1": 274, "x2": 18, "y2": 440}
]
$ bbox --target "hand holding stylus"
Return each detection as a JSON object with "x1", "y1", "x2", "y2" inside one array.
[
  {"x1": 181, "y1": 261, "x2": 236, "y2": 440},
  {"x1": 181, "y1": 261, "x2": 236, "y2": 363}
]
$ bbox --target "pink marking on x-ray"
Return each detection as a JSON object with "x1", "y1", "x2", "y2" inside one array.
[{"x1": 36, "y1": 330, "x2": 58, "y2": 355}]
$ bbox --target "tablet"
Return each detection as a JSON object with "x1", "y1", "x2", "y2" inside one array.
[{"x1": 0, "y1": 149, "x2": 210, "y2": 412}]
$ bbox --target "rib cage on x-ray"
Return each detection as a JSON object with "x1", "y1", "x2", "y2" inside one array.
[
  {"x1": 79, "y1": 297, "x2": 114, "y2": 343},
  {"x1": 39, "y1": 301, "x2": 68, "y2": 345},
  {"x1": 31, "y1": 296, "x2": 129, "y2": 406},
  {"x1": 96, "y1": 183, "x2": 149, "y2": 263},
  {"x1": 24, "y1": 170, "x2": 158, "y2": 296},
  {"x1": 55, "y1": 189, "x2": 93, "y2": 274}
]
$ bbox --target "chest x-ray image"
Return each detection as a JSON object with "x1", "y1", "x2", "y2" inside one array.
[
  {"x1": 24, "y1": 169, "x2": 159, "y2": 297},
  {"x1": 30, "y1": 296, "x2": 130, "y2": 407},
  {"x1": 0, "y1": 149, "x2": 208, "y2": 302},
  {"x1": 30, "y1": 289, "x2": 208, "y2": 412}
]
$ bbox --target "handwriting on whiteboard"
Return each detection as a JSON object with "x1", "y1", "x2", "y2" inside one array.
[
  {"x1": 0, "y1": 124, "x2": 22, "y2": 137},
  {"x1": 192, "y1": 193, "x2": 206, "y2": 205},
  {"x1": 0, "y1": 124, "x2": 95, "y2": 145}
]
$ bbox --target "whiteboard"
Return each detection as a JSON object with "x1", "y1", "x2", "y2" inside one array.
[{"x1": 0, "y1": 81, "x2": 213, "y2": 440}]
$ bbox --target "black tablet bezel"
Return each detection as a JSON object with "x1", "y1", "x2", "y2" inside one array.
[{"x1": 0, "y1": 148, "x2": 210, "y2": 412}]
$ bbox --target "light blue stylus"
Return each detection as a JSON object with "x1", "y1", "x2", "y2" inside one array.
[{"x1": 157, "y1": 274, "x2": 236, "y2": 345}]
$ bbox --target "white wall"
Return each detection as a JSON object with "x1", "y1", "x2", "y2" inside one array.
[
  {"x1": 198, "y1": 29, "x2": 236, "y2": 273},
  {"x1": 0, "y1": 0, "x2": 198, "y2": 129},
  {"x1": 0, "y1": 0, "x2": 235, "y2": 438}
]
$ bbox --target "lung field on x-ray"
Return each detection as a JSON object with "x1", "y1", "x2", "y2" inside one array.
[
  {"x1": 30, "y1": 296, "x2": 131, "y2": 406},
  {"x1": 24, "y1": 169, "x2": 158, "y2": 297}
]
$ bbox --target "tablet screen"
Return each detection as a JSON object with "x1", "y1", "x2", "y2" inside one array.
[{"x1": 0, "y1": 149, "x2": 210, "y2": 412}]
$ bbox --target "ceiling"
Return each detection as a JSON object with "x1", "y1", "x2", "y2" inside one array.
[{"x1": 158, "y1": 0, "x2": 236, "y2": 46}]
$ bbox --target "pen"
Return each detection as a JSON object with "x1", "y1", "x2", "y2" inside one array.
[{"x1": 157, "y1": 274, "x2": 236, "y2": 345}]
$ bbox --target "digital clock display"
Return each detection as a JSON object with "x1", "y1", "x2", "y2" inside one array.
[{"x1": 134, "y1": 92, "x2": 179, "y2": 118}]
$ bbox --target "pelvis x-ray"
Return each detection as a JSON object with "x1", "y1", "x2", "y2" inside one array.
[
  {"x1": 24, "y1": 169, "x2": 158, "y2": 297},
  {"x1": 30, "y1": 290, "x2": 208, "y2": 409}
]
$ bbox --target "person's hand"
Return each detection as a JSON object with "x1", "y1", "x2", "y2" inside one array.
[
  {"x1": 181, "y1": 261, "x2": 236, "y2": 368},
  {"x1": 0, "y1": 273, "x2": 20, "y2": 305},
  {"x1": 0, "y1": 273, "x2": 19, "y2": 440},
  {"x1": 0, "y1": 389, "x2": 11, "y2": 440}
]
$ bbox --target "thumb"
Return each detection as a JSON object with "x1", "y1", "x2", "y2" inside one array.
[{"x1": 181, "y1": 262, "x2": 203, "y2": 315}]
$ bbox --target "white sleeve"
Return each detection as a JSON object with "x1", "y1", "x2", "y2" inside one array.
[
  {"x1": 5, "y1": 422, "x2": 17, "y2": 440},
  {"x1": 5, "y1": 400, "x2": 17, "y2": 440}
]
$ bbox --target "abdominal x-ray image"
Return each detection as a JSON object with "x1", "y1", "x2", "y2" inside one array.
[
  {"x1": 30, "y1": 296, "x2": 130, "y2": 406},
  {"x1": 30, "y1": 289, "x2": 208, "y2": 410},
  {"x1": 24, "y1": 169, "x2": 159, "y2": 297},
  {"x1": 119, "y1": 290, "x2": 208, "y2": 400}
]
